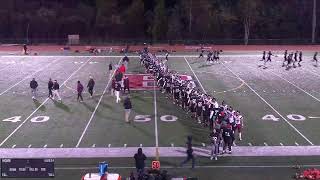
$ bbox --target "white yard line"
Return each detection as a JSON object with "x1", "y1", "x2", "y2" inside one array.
[
  {"x1": 0, "y1": 59, "x2": 58, "y2": 96},
  {"x1": 184, "y1": 57, "x2": 207, "y2": 93},
  {"x1": 0, "y1": 57, "x2": 92, "y2": 147},
  {"x1": 75, "y1": 57, "x2": 122, "y2": 148},
  {"x1": 222, "y1": 63, "x2": 314, "y2": 145},
  {"x1": 153, "y1": 79, "x2": 159, "y2": 158},
  {"x1": 268, "y1": 70, "x2": 320, "y2": 103}
]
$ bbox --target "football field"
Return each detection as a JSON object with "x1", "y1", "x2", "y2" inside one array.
[{"x1": 0, "y1": 52, "x2": 320, "y2": 179}]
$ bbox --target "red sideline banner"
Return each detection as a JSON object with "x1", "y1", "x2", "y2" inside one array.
[{"x1": 125, "y1": 74, "x2": 193, "y2": 90}]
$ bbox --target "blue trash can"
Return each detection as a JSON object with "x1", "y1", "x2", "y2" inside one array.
[{"x1": 99, "y1": 162, "x2": 108, "y2": 176}]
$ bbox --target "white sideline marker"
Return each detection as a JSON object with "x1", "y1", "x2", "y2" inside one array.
[
  {"x1": 60, "y1": 144, "x2": 64, "y2": 148},
  {"x1": 28, "y1": 144, "x2": 32, "y2": 148},
  {"x1": 92, "y1": 144, "x2": 96, "y2": 148},
  {"x1": 140, "y1": 144, "x2": 143, "y2": 147},
  {"x1": 295, "y1": 142, "x2": 299, "y2": 146},
  {"x1": 11, "y1": 145, "x2": 16, "y2": 148},
  {"x1": 202, "y1": 143, "x2": 206, "y2": 147},
  {"x1": 43, "y1": 144, "x2": 47, "y2": 148},
  {"x1": 280, "y1": 143, "x2": 284, "y2": 146},
  {"x1": 108, "y1": 144, "x2": 111, "y2": 148},
  {"x1": 171, "y1": 143, "x2": 174, "y2": 147},
  {"x1": 309, "y1": 116, "x2": 320, "y2": 119},
  {"x1": 124, "y1": 144, "x2": 127, "y2": 148},
  {"x1": 248, "y1": 143, "x2": 252, "y2": 146},
  {"x1": 264, "y1": 142, "x2": 268, "y2": 146}
]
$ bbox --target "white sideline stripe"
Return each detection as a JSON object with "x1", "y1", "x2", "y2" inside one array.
[
  {"x1": 222, "y1": 63, "x2": 314, "y2": 145},
  {"x1": 269, "y1": 70, "x2": 320, "y2": 103},
  {"x1": 11, "y1": 145, "x2": 16, "y2": 148},
  {"x1": 184, "y1": 57, "x2": 207, "y2": 93},
  {"x1": 0, "y1": 57, "x2": 93, "y2": 147},
  {"x1": 43, "y1": 144, "x2": 47, "y2": 148},
  {"x1": 153, "y1": 79, "x2": 159, "y2": 155},
  {"x1": 1, "y1": 146, "x2": 320, "y2": 158},
  {"x1": 0, "y1": 59, "x2": 57, "y2": 96},
  {"x1": 53, "y1": 164, "x2": 320, "y2": 170},
  {"x1": 75, "y1": 57, "x2": 122, "y2": 148}
]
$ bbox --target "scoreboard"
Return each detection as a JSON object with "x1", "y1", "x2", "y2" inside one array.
[{"x1": 1, "y1": 159, "x2": 54, "y2": 178}]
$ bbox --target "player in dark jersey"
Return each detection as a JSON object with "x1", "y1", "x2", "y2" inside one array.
[
  {"x1": 222, "y1": 124, "x2": 234, "y2": 154},
  {"x1": 298, "y1": 51, "x2": 303, "y2": 67},
  {"x1": 196, "y1": 101, "x2": 203, "y2": 124},
  {"x1": 282, "y1": 50, "x2": 288, "y2": 67},
  {"x1": 165, "y1": 52, "x2": 169, "y2": 61},
  {"x1": 210, "y1": 129, "x2": 221, "y2": 160},
  {"x1": 286, "y1": 52, "x2": 293, "y2": 68},
  {"x1": 313, "y1": 52, "x2": 318, "y2": 66}
]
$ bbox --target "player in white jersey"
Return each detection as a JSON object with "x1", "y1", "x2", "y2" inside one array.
[{"x1": 234, "y1": 111, "x2": 243, "y2": 141}]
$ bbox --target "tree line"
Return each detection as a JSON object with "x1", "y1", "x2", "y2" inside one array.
[{"x1": 0, "y1": 0, "x2": 318, "y2": 44}]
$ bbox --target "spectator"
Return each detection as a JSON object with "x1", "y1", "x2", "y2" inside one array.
[
  {"x1": 134, "y1": 148, "x2": 147, "y2": 173},
  {"x1": 123, "y1": 96, "x2": 132, "y2": 123},
  {"x1": 108, "y1": 62, "x2": 113, "y2": 77},
  {"x1": 77, "y1": 81, "x2": 84, "y2": 102},
  {"x1": 30, "y1": 78, "x2": 38, "y2": 100}
]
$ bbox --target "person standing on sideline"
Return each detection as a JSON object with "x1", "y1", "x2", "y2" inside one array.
[
  {"x1": 123, "y1": 76, "x2": 130, "y2": 94},
  {"x1": 123, "y1": 96, "x2": 132, "y2": 123},
  {"x1": 87, "y1": 76, "x2": 95, "y2": 98},
  {"x1": 108, "y1": 62, "x2": 113, "y2": 77},
  {"x1": 52, "y1": 80, "x2": 62, "y2": 101},
  {"x1": 23, "y1": 44, "x2": 28, "y2": 55},
  {"x1": 48, "y1": 78, "x2": 53, "y2": 98},
  {"x1": 180, "y1": 143, "x2": 195, "y2": 169},
  {"x1": 111, "y1": 78, "x2": 116, "y2": 96},
  {"x1": 30, "y1": 78, "x2": 38, "y2": 100},
  {"x1": 77, "y1": 81, "x2": 84, "y2": 102},
  {"x1": 115, "y1": 82, "x2": 121, "y2": 103},
  {"x1": 134, "y1": 148, "x2": 147, "y2": 173}
]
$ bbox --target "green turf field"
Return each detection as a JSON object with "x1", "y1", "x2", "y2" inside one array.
[{"x1": 0, "y1": 52, "x2": 320, "y2": 179}]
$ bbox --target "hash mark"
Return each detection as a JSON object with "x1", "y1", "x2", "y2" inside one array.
[
  {"x1": 124, "y1": 144, "x2": 127, "y2": 147},
  {"x1": 92, "y1": 144, "x2": 96, "y2": 148},
  {"x1": 140, "y1": 144, "x2": 143, "y2": 147},
  {"x1": 201, "y1": 143, "x2": 206, "y2": 147},
  {"x1": 280, "y1": 143, "x2": 284, "y2": 146},
  {"x1": 43, "y1": 144, "x2": 47, "y2": 148},
  {"x1": 108, "y1": 144, "x2": 111, "y2": 148},
  {"x1": 28, "y1": 144, "x2": 32, "y2": 148},
  {"x1": 60, "y1": 144, "x2": 63, "y2": 148},
  {"x1": 295, "y1": 142, "x2": 299, "y2": 146},
  {"x1": 171, "y1": 143, "x2": 174, "y2": 147},
  {"x1": 12, "y1": 144, "x2": 16, "y2": 148},
  {"x1": 264, "y1": 142, "x2": 268, "y2": 146},
  {"x1": 248, "y1": 143, "x2": 252, "y2": 146}
]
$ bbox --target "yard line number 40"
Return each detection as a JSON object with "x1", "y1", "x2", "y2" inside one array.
[
  {"x1": 1, "y1": 115, "x2": 178, "y2": 123},
  {"x1": 262, "y1": 114, "x2": 306, "y2": 121}
]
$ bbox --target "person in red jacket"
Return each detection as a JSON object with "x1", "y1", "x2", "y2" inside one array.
[
  {"x1": 119, "y1": 64, "x2": 126, "y2": 74},
  {"x1": 77, "y1": 81, "x2": 84, "y2": 102}
]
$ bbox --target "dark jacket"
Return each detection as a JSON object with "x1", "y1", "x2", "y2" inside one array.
[
  {"x1": 30, "y1": 80, "x2": 38, "y2": 89},
  {"x1": 87, "y1": 79, "x2": 95, "y2": 89},
  {"x1": 48, "y1": 80, "x2": 53, "y2": 89},
  {"x1": 109, "y1": 64, "x2": 112, "y2": 70},
  {"x1": 53, "y1": 82, "x2": 60, "y2": 90},
  {"x1": 134, "y1": 148, "x2": 146, "y2": 169},
  {"x1": 77, "y1": 83, "x2": 84, "y2": 93},
  {"x1": 115, "y1": 72, "x2": 123, "y2": 82},
  {"x1": 123, "y1": 98, "x2": 132, "y2": 109}
]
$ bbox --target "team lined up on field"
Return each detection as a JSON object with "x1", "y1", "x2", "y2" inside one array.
[{"x1": 139, "y1": 49, "x2": 244, "y2": 161}]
